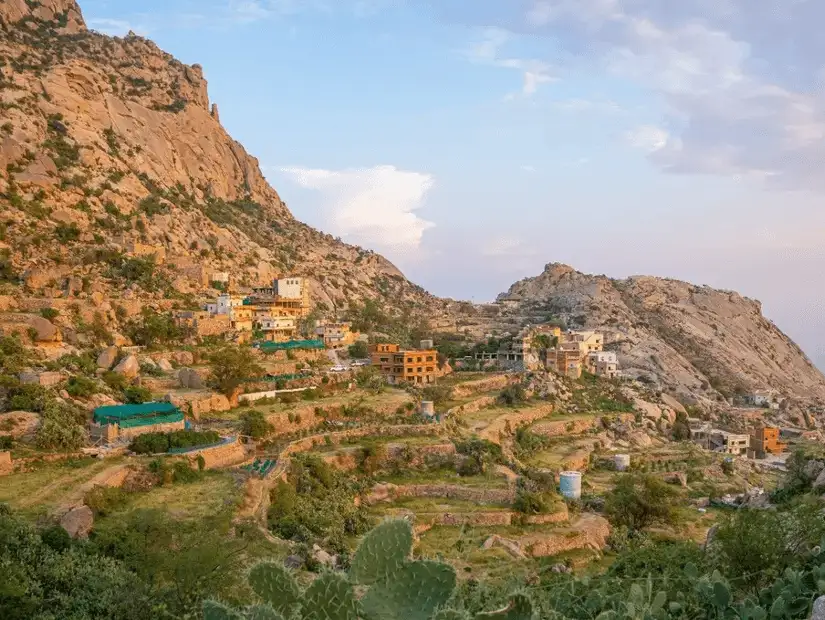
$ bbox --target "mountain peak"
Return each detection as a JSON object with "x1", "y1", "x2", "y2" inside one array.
[{"x1": 0, "y1": 0, "x2": 85, "y2": 32}]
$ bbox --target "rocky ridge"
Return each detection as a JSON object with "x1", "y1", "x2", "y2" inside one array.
[
  {"x1": 497, "y1": 263, "x2": 825, "y2": 406},
  {"x1": 0, "y1": 0, "x2": 451, "y2": 331}
]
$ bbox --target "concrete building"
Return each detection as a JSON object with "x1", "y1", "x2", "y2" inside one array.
[
  {"x1": 587, "y1": 350, "x2": 620, "y2": 378},
  {"x1": 216, "y1": 294, "x2": 245, "y2": 316},
  {"x1": 369, "y1": 342, "x2": 443, "y2": 385},
  {"x1": 315, "y1": 322, "x2": 358, "y2": 348},
  {"x1": 229, "y1": 306, "x2": 254, "y2": 332},
  {"x1": 710, "y1": 430, "x2": 750, "y2": 455},
  {"x1": 565, "y1": 330, "x2": 604, "y2": 353},
  {"x1": 752, "y1": 426, "x2": 786, "y2": 457},
  {"x1": 259, "y1": 317, "x2": 298, "y2": 341},
  {"x1": 251, "y1": 277, "x2": 311, "y2": 318}
]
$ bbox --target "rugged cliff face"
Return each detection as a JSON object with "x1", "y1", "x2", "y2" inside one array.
[
  {"x1": 0, "y1": 0, "x2": 446, "y2": 321},
  {"x1": 499, "y1": 263, "x2": 825, "y2": 404}
]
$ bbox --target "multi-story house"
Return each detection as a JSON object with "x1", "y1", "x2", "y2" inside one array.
[
  {"x1": 251, "y1": 277, "x2": 311, "y2": 318},
  {"x1": 259, "y1": 316, "x2": 298, "y2": 342},
  {"x1": 369, "y1": 342, "x2": 442, "y2": 385},
  {"x1": 710, "y1": 430, "x2": 750, "y2": 455},
  {"x1": 315, "y1": 322, "x2": 358, "y2": 348},
  {"x1": 587, "y1": 350, "x2": 620, "y2": 378},
  {"x1": 752, "y1": 426, "x2": 786, "y2": 457}
]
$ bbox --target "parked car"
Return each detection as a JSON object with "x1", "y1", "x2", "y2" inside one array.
[
  {"x1": 330, "y1": 365, "x2": 347, "y2": 372},
  {"x1": 350, "y1": 360, "x2": 368, "y2": 367}
]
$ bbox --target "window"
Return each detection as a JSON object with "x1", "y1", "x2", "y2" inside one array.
[
  {"x1": 417, "y1": 357, "x2": 422, "y2": 362},
  {"x1": 426, "y1": 356, "x2": 434, "y2": 362},
  {"x1": 417, "y1": 367, "x2": 423, "y2": 373},
  {"x1": 426, "y1": 367, "x2": 433, "y2": 372},
  {"x1": 407, "y1": 368, "x2": 413, "y2": 373},
  {"x1": 407, "y1": 357, "x2": 413, "y2": 363}
]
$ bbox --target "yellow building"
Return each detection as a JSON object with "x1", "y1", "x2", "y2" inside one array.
[
  {"x1": 315, "y1": 322, "x2": 358, "y2": 348},
  {"x1": 229, "y1": 306, "x2": 254, "y2": 332}
]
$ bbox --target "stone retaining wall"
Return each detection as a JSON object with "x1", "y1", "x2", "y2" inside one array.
[
  {"x1": 447, "y1": 395, "x2": 497, "y2": 418},
  {"x1": 184, "y1": 438, "x2": 247, "y2": 470},
  {"x1": 523, "y1": 514, "x2": 611, "y2": 557},
  {"x1": 452, "y1": 374, "x2": 518, "y2": 399},
  {"x1": 480, "y1": 404, "x2": 555, "y2": 443}
]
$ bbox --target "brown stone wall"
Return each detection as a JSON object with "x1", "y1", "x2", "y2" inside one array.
[
  {"x1": 395, "y1": 484, "x2": 515, "y2": 504},
  {"x1": 480, "y1": 404, "x2": 555, "y2": 443},
  {"x1": 447, "y1": 395, "x2": 498, "y2": 418},
  {"x1": 118, "y1": 420, "x2": 186, "y2": 441},
  {"x1": 452, "y1": 374, "x2": 519, "y2": 399},
  {"x1": 186, "y1": 439, "x2": 247, "y2": 470},
  {"x1": 195, "y1": 316, "x2": 231, "y2": 337}
]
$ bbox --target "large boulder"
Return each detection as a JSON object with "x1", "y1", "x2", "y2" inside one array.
[
  {"x1": 97, "y1": 346, "x2": 119, "y2": 370},
  {"x1": 171, "y1": 351, "x2": 195, "y2": 366},
  {"x1": 60, "y1": 505, "x2": 94, "y2": 539},
  {"x1": 813, "y1": 468, "x2": 825, "y2": 491},
  {"x1": 157, "y1": 358, "x2": 174, "y2": 372},
  {"x1": 178, "y1": 367, "x2": 204, "y2": 389},
  {"x1": 29, "y1": 316, "x2": 61, "y2": 343},
  {"x1": 811, "y1": 596, "x2": 825, "y2": 620},
  {"x1": 113, "y1": 354, "x2": 140, "y2": 379}
]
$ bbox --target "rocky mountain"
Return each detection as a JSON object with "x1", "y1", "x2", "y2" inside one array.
[
  {"x1": 0, "y1": 0, "x2": 451, "y2": 334},
  {"x1": 497, "y1": 263, "x2": 825, "y2": 405}
]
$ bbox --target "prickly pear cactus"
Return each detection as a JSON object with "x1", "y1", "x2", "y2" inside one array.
[
  {"x1": 248, "y1": 562, "x2": 301, "y2": 618},
  {"x1": 302, "y1": 572, "x2": 359, "y2": 620},
  {"x1": 202, "y1": 518, "x2": 533, "y2": 620},
  {"x1": 247, "y1": 605, "x2": 284, "y2": 620},
  {"x1": 473, "y1": 594, "x2": 534, "y2": 620},
  {"x1": 360, "y1": 560, "x2": 457, "y2": 620},
  {"x1": 350, "y1": 518, "x2": 413, "y2": 585},
  {"x1": 203, "y1": 600, "x2": 247, "y2": 620}
]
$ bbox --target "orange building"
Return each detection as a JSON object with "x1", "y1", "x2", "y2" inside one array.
[
  {"x1": 752, "y1": 426, "x2": 786, "y2": 457},
  {"x1": 369, "y1": 344, "x2": 439, "y2": 384}
]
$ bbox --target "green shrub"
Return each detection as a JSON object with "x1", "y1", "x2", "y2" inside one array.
[
  {"x1": 239, "y1": 410, "x2": 272, "y2": 439},
  {"x1": 85, "y1": 485, "x2": 130, "y2": 517},
  {"x1": 39, "y1": 307, "x2": 59, "y2": 320},
  {"x1": 54, "y1": 223, "x2": 80, "y2": 242},
  {"x1": 129, "y1": 430, "x2": 220, "y2": 455},
  {"x1": 123, "y1": 386, "x2": 151, "y2": 404},
  {"x1": 66, "y1": 375, "x2": 98, "y2": 398},
  {"x1": 604, "y1": 474, "x2": 681, "y2": 531}
]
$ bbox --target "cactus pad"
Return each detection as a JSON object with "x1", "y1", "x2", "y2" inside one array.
[
  {"x1": 203, "y1": 600, "x2": 246, "y2": 620},
  {"x1": 248, "y1": 562, "x2": 301, "y2": 618},
  {"x1": 473, "y1": 594, "x2": 534, "y2": 620},
  {"x1": 350, "y1": 519, "x2": 413, "y2": 585},
  {"x1": 360, "y1": 560, "x2": 457, "y2": 620},
  {"x1": 247, "y1": 604, "x2": 285, "y2": 620},
  {"x1": 301, "y1": 572, "x2": 359, "y2": 620}
]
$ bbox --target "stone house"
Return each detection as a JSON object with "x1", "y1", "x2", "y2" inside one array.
[
  {"x1": 315, "y1": 321, "x2": 358, "y2": 348},
  {"x1": 586, "y1": 350, "x2": 620, "y2": 378},
  {"x1": 710, "y1": 430, "x2": 750, "y2": 455}
]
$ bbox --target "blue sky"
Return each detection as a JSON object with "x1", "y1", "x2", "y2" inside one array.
[{"x1": 80, "y1": 0, "x2": 825, "y2": 365}]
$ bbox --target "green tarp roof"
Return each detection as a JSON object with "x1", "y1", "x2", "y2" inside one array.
[{"x1": 93, "y1": 402, "x2": 180, "y2": 424}]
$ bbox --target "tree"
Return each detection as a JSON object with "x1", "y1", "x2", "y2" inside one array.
[
  {"x1": 35, "y1": 401, "x2": 88, "y2": 450},
  {"x1": 239, "y1": 409, "x2": 272, "y2": 439},
  {"x1": 208, "y1": 345, "x2": 264, "y2": 398},
  {"x1": 604, "y1": 474, "x2": 680, "y2": 531},
  {"x1": 671, "y1": 410, "x2": 691, "y2": 441},
  {"x1": 347, "y1": 340, "x2": 368, "y2": 359}
]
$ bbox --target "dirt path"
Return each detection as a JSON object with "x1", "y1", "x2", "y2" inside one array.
[
  {"x1": 54, "y1": 463, "x2": 130, "y2": 514},
  {"x1": 15, "y1": 461, "x2": 111, "y2": 509}
]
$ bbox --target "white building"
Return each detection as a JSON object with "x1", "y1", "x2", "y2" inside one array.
[
  {"x1": 275, "y1": 277, "x2": 305, "y2": 299},
  {"x1": 587, "y1": 350, "x2": 619, "y2": 378},
  {"x1": 216, "y1": 294, "x2": 245, "y2": 316},
  {"x1": 711, "y1": 430, "x2": 750, "y2": 455}
]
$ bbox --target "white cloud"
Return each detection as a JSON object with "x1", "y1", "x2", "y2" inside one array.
[
  {"x1": 465, "y1": 29, "x2": 555, "y2": 99},
  {"x1": 521, "y1": 165, "x2": 536, "y2": 173},
  {"x1": 625, "y1": 125, "x2": 669, "y2": 152},
  {"x1": 278, "y1": 165, "x2": 435, "y2": 252},
  {"x1": 442, "y1": 0, "x2": 825, "y2": 190},
  {"x1": 87, "y1": 18, "x2": 146, "y2": 36}
]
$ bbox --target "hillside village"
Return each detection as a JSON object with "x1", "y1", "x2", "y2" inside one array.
[{"x1": 4, "y1": 2, "x2": 825, "y2": 620}]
